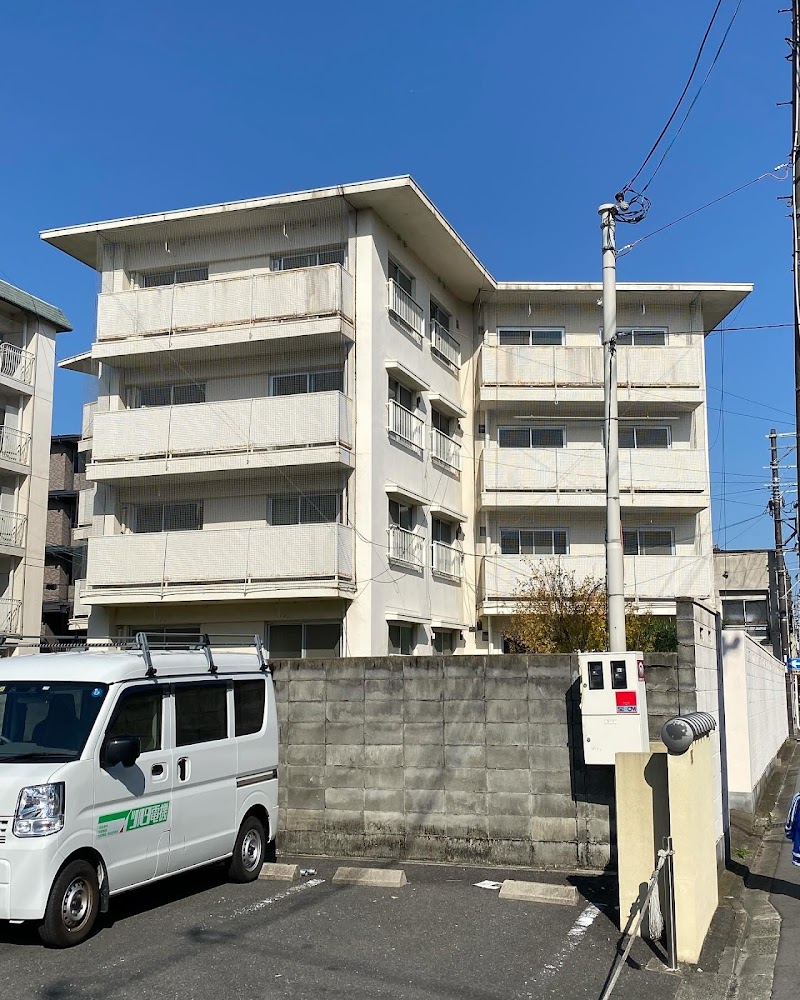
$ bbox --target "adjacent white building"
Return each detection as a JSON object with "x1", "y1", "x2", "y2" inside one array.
[
  {"x1": 42, "y1": 177, "x2": 750, "y2": 655},
  {"x1": 0, "y1": 280, "x2": 71, "y2": 638}
]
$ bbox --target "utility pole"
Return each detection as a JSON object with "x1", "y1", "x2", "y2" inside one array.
[
  {"x1": 600, "y1": 204, "x2": 626, "y2": 652},
  {"x1": 792, "y1": 0, "x2": 800, "y2": 536},
  {"x1": 769, "y1": 428, "x2": 792, "y2": 660}
]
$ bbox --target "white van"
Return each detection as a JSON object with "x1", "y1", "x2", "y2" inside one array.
[{"x1": 0, "y1": 634, "x2": 278, "y2": 947}]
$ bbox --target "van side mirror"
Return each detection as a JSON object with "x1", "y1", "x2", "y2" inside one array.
[{"x1": 105, "y1": 736, "x2": 141, "y2": 769}]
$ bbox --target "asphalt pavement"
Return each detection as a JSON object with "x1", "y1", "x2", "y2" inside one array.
[
  {"x1": 770, "y1": 772, "x2": 800, "y2": 1000},
  {"x1": 0, "y1": 856, "x2": 681, "y2": 1000}
]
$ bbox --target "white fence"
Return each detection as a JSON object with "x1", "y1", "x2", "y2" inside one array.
[
  {"x1": 388, "y1": 280, "x2": 424, "y2": 339},
  {"x1": 431, "y1": 428, "x2": 461, "y2": 471},
  {"x1": 388, "y1": 400, "x2": 424, "y2": 450},
  {"x1": 0, "y1": 344, "x2": 34, "y2": 385},
  {"x1": 388, "y1": 526, "x2": 425, "y2": 569}
]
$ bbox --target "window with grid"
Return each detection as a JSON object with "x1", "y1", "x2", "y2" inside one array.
[
  {"x1": 430, "y1": 301, "x2": 451, "y2": 330},
  {"x1": 432, "y1": 517, "x2": 453, "y2": 545},
  {"x1": 498, "y1": 426, "x2": 565, "y2": 448},
  {"x1": 138, "y1": 382, "x2": 206, "y2": 408},
  {"x1": 431, "y1": 408, "x2": 453, "y2": 436},
  {"x1": 271, "y1": 245, "x2": 346, "y2": 271},
  {"x1": 622, "y1": 529, "x2": 674, "y2": 555},
  {"x1": 388, "y1": 377, "x2": 415, "y2": 411},
  {"x1": 614, "y1": 328, "x2": 667, "y2": 346},
  {"x1": 722, "y1": 598, "x2": 769, "y2": 636},
  {"x1": 498, "y1": 328, "x2": 564, "y2": 346},
  {"x1": 389, "y1": 500, "x2": 414, "y2": 531},
  {"x1": 140, "y1": 266, "x2": 208, "y2": 288},
  {"x1": 133, "y1": 502, "x2": 203, "y2": 533},
  {"x1": 270, "y1": 369, "x2": 344, "y2": 396},
  {"x1": 388, "y1": 259, "x2": 413, "y2": 295},
  {"x1": 268, "y1": 622, "x2": 342, "y2": 658},
  {"x1": 268, "y1": 493, "x2": 339, "y2": 526},
  {"x1": 619, "y1": 425, "x2": 671, "y2": 449},
  {"x1": 500, "y1": 529, "x2": 568, "y2": 555},
  {"x1": 388, "y1": 623, "x2": 415, "y2": 655},
  {"x1": 433, "y1": 629, "x2": 456, "y2": 654}
]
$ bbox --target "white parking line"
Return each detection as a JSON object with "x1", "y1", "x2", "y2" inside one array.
[
  {"x1": 230, "y1": 878, "x2": 325, "y2": 918},
  {"x1": 530, "y1": 903, "x2": 602, "y2": 985}
]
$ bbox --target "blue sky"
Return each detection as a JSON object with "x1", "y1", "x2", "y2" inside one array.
[{"x1": 0, "y1": 0, "x2": 792, "y2": 552}]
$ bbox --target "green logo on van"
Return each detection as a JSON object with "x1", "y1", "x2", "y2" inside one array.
[{"x1": 97, "y1": 801, "x2": 169, "y2": 838}]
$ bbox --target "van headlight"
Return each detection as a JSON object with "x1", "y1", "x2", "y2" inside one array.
[{"x1": 13, "y1": 784, "x2": 65, "y2": 837}]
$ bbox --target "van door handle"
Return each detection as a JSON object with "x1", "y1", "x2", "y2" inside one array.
[
  {"x1": 151, "y1": 763, "x2": 165, "y2": 778},
  {"x1": 177, "y1": 757, "x2": 190, "y2": 782}
]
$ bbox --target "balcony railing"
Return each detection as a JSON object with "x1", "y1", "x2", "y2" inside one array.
[
  {"x1": 77, "y1": 485, "x2": 96, "y2": 527},
  {"x1": 388, "y1": 525, "x2": 425, "y2": 569},
  {"x1": 92, "y1": 392, "x2": 353, "y2": 464},
  {"x1": 431, "y1": 428, "x2": 461, "y2": 472},
  {"x1": 0, "y1": 344, "x2": 34, "y2": 385},
  {"x1": 388, "y1": 399, "x2": 424, "y2": 450},
  {"x1": 0, "y1": 598, "x2": 22, "y2": 632},
  {"x1": 0, "y1": 510, "x2": 25, "y2": 548},
  {"x1": 86, "y1": 523, "x2": 354, "y2": 590},
  {"x1": 432, "y1": 541, "x2": 462, "y2": 580},
  {"x1": 82, "y1": 401, "x2": 96, "y2": 440},
  {"x1": 388, "y1": 280, "x2": 424, "y2": 340},
  {"x1": 0, "y1": 426, "x2": 30, "y2": 467},
  {"x1": 96, "y1": 264, "x2": 354, "y2": 341},
  {"x1": 430, "y1": 319, "x2": 461, "y2": 368}
]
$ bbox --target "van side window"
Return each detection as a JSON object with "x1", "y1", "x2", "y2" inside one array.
[
  {"x1": 107, "y1": 689, "x2": 162, "y2": 752},
  {"x1": 175, "y1": 684, "x2": 227, "y2": 746},
  {"x1": 234, "y1": 680, "x2": 265, "y2": 736}
]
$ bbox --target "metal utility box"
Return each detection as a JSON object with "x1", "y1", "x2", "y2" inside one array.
[{"x1": 578, "y1": 651, "x2": 649, "y2": 765}]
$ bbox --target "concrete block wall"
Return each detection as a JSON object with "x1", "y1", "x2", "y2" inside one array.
[{"x1": 272, "y1": 652, "x2": 684, "y2": 868}]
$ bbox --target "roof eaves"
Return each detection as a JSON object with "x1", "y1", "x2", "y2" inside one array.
[{"x1": 0, "y1": 279, "x2": 72, "y2": 332}]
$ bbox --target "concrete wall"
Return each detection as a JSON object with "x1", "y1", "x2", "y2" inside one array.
[
  {"x1": 272, "y1": 653, "x2": 689, "y2": 868},
  {"x1": 721, "y1": 628, "x2": 788, "y2": 812}
]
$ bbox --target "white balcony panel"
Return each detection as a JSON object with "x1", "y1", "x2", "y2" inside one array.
[
  {"x1": 86, "y1": 523, "x2": 354, "y2": 590},
  {"x1": 0, "y1": 344, "x2": 34, "y2": 387},
  {"x1": 77, "y1": 485, "x2": 97, "y2": 527},
  {"x1": 0, "y1": 510, "x2": 26, "y2": 549},
  {"x1": 388, "y1": 280, "x2": 424, "y2": 339},
  {"x1": 431, "y1": 428, "x2": 461, "y2": 472},
  {"x1": 432, "y1": 541, "x2": 462, "y2": 580},
  {"x1": 0, "y1": 427, "x2": 30, "y2": 469},
  {"x1": 482, "y1": 447, "x2": 707, "y2": 495},
  {"x1": 388, "y1": 526, "x2": 425, "y2": 569},
  {"x1": 97, "y1": 265, "x2": 353, "y2": 341},
  {"x1": 388, "y1": 400, "x2": 424, "y2": 450},
  {"x1": 481, "y1": 554, "x2": 713, "y2": 603},
  {"x1": 0, "y1": 598, "x2": 22, "y2": 632},
  {"x1": 92, "y1": 392, "x2": 353, "y2": 463},
  {"x1": 481, "y1": 345, "x2": 703, "y2": 388},
  {"x1": 430, "y1": 320, "x2": 460, "y2": 368}
]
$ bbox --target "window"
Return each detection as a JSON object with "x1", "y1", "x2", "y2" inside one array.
[
  {"x1": 500, "y1": 529, "x2": 568, "y2": 556},
  {"x1": 498, "y1": 328, "x2": 564, "y2": 346},
  {"x1": 272, "y1": 245, "x2": 346, "y2": 271},
  {"x1": 498, "y1": 426, "x2": 565, "y2": 448},
  {"x1": 614, "y1": 328, "x2": 667, "y2": 346},
  {"x1": 432, "y1": 517, "x2": 453, "y2": 545},
  {"x1": 430, "y1": 301, "x2": 451, "y2": 330},
  {"x1": 433, "y1": 629, "x2": 456, "y2": 654},
  {"x1": 234, "y1": 679, "x2": 266, "y2": 737},
  {"x1": 175, "y1": 683, "x2": 228, "y2": 746},
  {"x1": 134, "y1": 502, "x2": 203, "y2": 533},
  {"x1": 723, "y1": 598, "x2": 770, "y2": 637},
  {"x1": 389, "y1": 500, "x2": 414, "y2": 531},
  {"x1": 267, "y1": 493, "x2": 339, "y2": 525},
  {"x1": 431, "y1": 409, "x2": 453, "y2": 437},
  {"x1": 623, "y1": 529, "x2": 674, "y2": 556},
  {"x1": 620, "y1": 425, "x2": 671, "y2": 449},
  {"x1": 389, "y1": 623, "x2": 415, "y2": 655},
  {"x1": 270, "y1": 369, "x2": 344, "y2": 396},
  {"x1": 138, "y1": 382, "x2": 206, "y2": 408},
  {"x1": 388, "y1": 377, "x2": 415, "y2": 411},
  {"x1": 388, "y1": 259, "x2": 413, "y2": 295},
  {"x1": 267, "y1": 622, "x2": 342, "y2": 658},
  {"x1": 141, "y1": 266, "x2": 208, "y2": 288},
  {"x1": 106, "y1": 688, "x2": 162, "y2": 754},
  {"x1": 0, "y1": 682, "x2": 108, "y2": 760}
]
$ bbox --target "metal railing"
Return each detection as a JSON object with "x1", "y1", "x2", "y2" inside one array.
[
  {"x1": 388, "y1": 399, "x2": 424, "y2": 450},
  {"x1": 431, "y1": 428, "x2": 461, "y2": 471},
  {"x1": 0, "y1": 510, "x2": 25, "y2": 547},
  {"x1": 0, "y1": 598, "x2": 22, "y2": 633},
  {"x1": 432, "y1": 541, "x2": 462, "y2": 579},
  {"x1": 388, "y1": 280, "x2": 424, "y2": 339},
  {"x1": 388, "y1": 525, "x2": 425, "y2": 569},
  {"x1": 430, "y1": 319, "x2": 461, "y2": 368},
  {"x1": 0, "y1": 426, "x2": 30, "y2": 466},
  {"x1": 0, "y1": 344, "x2": 34, "y2": 385}
]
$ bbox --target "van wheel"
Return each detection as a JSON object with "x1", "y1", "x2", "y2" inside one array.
[
  {"x1": 228, "y1": 815, "x2": 266, "y2": 883},
  {"x1": 39, "y1": 860, "x2": 100, "y2": 948}
]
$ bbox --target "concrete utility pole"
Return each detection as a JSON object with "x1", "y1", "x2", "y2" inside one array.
[
  {"x1": 599, "y1": 204, "x2": 626, "y2": 652},
  {"x1": 792, "y1": 0, "x2": 800, "y2": 539},
  {"x1": 769, "y1": 428, "x2": 792, "y2": 661}
]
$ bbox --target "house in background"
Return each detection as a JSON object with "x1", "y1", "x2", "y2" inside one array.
[{"x1": 715, "y1": 548, "x2": 783, "y2": 660}]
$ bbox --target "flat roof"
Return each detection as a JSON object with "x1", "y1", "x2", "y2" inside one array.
[{"x1": 0, "y1": 278, "x2": 71, "y2": 332}]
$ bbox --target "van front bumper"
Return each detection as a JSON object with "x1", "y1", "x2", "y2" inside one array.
[{"x1": 0, "y1": 838, "x2": 59, "y2": 922}]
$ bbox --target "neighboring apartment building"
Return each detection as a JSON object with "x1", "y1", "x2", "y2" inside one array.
[
  {"x1": 0, "y1": 280, "x2": 71, "y2": 638},
  {"x1": 42, "y1": 177, "x2": 750, "y2": 655},
  {"x1": 715, "y1": 548, "x2": 783, "y2": 659},
  {"x1": 42, "y1": 434, "x2": 87, "y2": 639}
]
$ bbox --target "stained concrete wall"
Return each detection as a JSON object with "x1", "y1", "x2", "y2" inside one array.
[
  {"x1": 272, "y1": 652, "x2": 690, "y2": 868},
  {"x1": 721, "y1": 628, "x2": 788, "y2": 812}
]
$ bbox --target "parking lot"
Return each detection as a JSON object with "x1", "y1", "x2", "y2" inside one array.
[{"x1": 0, "y1": 856, "x2": 682, "y2": 1000}]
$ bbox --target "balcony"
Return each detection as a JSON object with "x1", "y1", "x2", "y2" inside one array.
[
  {"x1": 69, "y1": 579, "x2": 89, "y2": 630},
  {"x1": 431, "y1": 428, "x2": 461, "y2": 473},
  {"x1": 388, "y1": 399, "x2": 424, "y2": 452},
  {"x1": 95, "y1": 265, "x2": 354, "y2": 352},
  {"x1": 0, "y1": 427, "x2": 30, "y2": 471},
  {"x1": 481, "y1": 447, "x2": 708, "y2": 508},
  {"x1": 0, "y1": 598, "x2": 22, "y2": 633},
  {"x1": 388, "y1": 525, "x2": 425, "y2": 570},
  {"x1": 84, "y1": 523, "x2": 355, "y2": 601},
  {"x1": 79, "y1": 401, "x2": 95, "y2": 453},
  {"x1": 74, "y1": 485, "x2": 97, "y2": 541},
  {"x1": 480, "y1": 345, "x2": 704, "y2": 404},
  {"x1": 431, "y1": 541, "x2": 462, "y2": 580},
  {"x1": 480, "y1": 554, "x2": 713, "y2": 610},
  {"x1": 430, "y1": 320, "x2": 461, "y2": 369},
  {"x1": 0, "y1": 344, "x2": 35, "y2": 390},
  {"x1": 0, "y1": 510, "x2": 26, "y2": 551},
  {"x1": 388, "y1": 280, "x2": 424, "y2": 342},
  {"x1": 89, "y1": 392, "x2": 354, "y2": 479}
]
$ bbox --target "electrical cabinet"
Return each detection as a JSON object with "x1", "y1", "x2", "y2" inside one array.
[{"x1": 578, "y1": 651, "x2": 649, "y2": 765}]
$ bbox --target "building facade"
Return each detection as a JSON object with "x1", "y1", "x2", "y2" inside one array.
[
  {"x1": 0, "y1": 281, "x2": 71, "y2": 638},
  {"x1": 43, "y1": 178, "x2": 750, "y2": 655},
  {"x1": 715, "y1": 548, "x2": 783, "y2": 659}
]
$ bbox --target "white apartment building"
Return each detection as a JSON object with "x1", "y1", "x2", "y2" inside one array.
[
  {"x1": 0, "y1": 280, "x2": 71, "y2": 638},
  {"x1": 42, "y1": 177, "x2": 750, "y2": 655}
]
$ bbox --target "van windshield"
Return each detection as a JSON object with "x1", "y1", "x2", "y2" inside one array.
[{"x1": 0, "y1": 682, "x2": 109, "y2": 763}]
